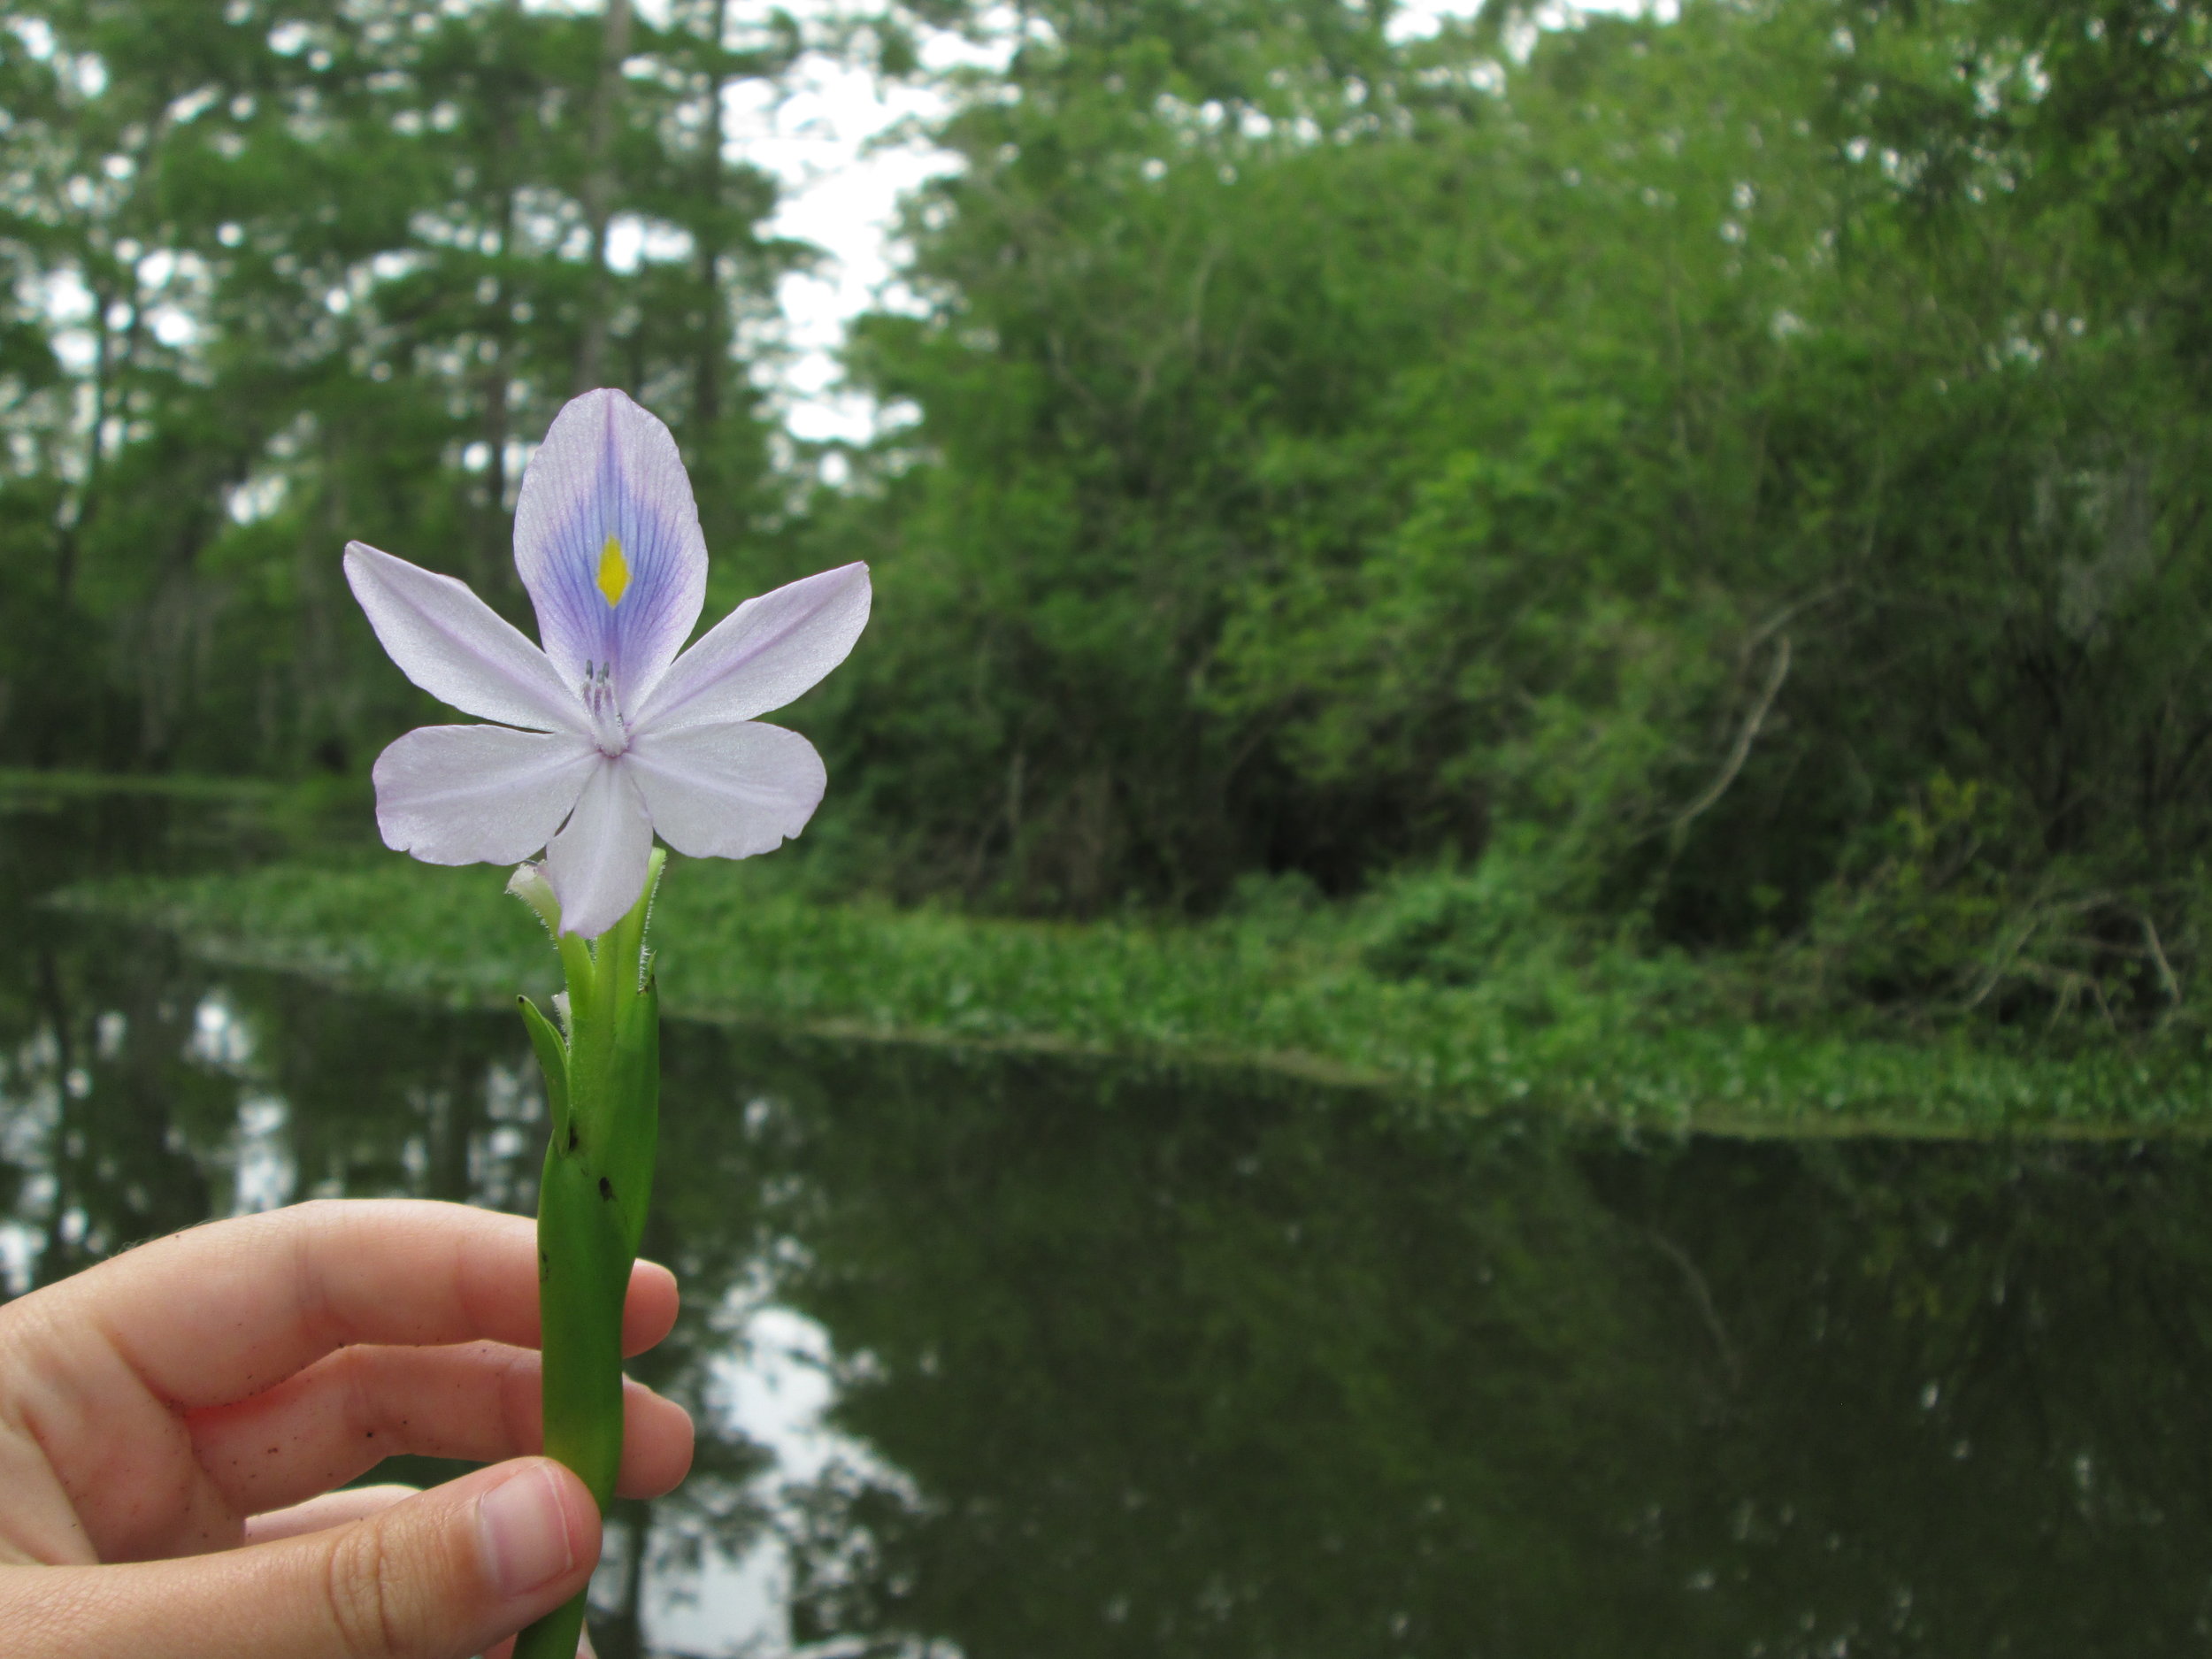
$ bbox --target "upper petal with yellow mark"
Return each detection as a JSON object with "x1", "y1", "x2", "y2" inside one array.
[{"x1": 511, "y1": 388, "x2": 709, "y2": 709}]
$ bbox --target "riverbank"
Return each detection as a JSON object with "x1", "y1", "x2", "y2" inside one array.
[{"x1": 54, "y1": 854, "x2": 2211, "y2": 1137}]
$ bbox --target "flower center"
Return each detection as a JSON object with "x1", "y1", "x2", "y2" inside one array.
[{"x1": 580, "y1": 662, "x2": 629, "y2": 757}]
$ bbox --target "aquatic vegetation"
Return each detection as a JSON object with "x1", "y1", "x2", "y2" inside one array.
[{"x1": 65, "y1": 856, "x2": 2212, "y2": 1138}]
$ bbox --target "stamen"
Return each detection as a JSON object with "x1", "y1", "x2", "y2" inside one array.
[{"x1": 580, "y1": 664, "x2": 628, "y2": 757}]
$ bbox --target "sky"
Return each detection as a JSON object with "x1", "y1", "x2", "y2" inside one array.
[{"x1": 716, "y1": 0, "x2": 1622, "y2": 445}]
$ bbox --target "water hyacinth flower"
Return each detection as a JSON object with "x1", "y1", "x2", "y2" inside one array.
[
  {"x1": 344, "y1": 387, "x2": 870, "y2": 938},
  {"x1": 346, "y1": 387, "x2": 866, "y2": 1659}
]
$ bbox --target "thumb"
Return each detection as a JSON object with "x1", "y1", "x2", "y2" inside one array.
[{"x1": 2, "y1": 1459, "x2": 600, "y2": 1659}]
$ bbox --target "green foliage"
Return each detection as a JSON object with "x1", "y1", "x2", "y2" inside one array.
[
  {"x1": 786, "y1": 0, "x2": 2212, "y2": 1040},
  {"x1": 1809, "y1": 774, "x2": 2033, "y2": 1003},
  {"x1": 0, "y1": 0, "x2": 796, "y2": 774},
  {"x1": 13, "y1": 0, "x2": 2212, "y2": 1043},
  {"x1": 1786, "y1": 771, "x2": 2208, "y2": 1033},
  {"x1": 1356, "y1": 858, "x2": 1548, "y2": 988}
]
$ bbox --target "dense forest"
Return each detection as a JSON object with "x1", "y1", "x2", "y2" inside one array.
[{"x1": 6, "y1": 0, "x2": 2212, "y2": 1035}]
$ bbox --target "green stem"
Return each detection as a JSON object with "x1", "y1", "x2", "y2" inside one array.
[{"x1": 513, "y1": 852, "x2": 664, "y2": 1659}]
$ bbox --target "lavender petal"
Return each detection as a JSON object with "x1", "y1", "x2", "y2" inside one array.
[
  {"x1": 543, "y1": 757, "x2": 657, "y2": 938},
  {"x1": 512, "y1": 389, "x2": 707, "y2": 715},
  {"x1": 633, "y1": 562, "x2": 870, "y2": 736},
  {"x1": 371, "y1": 725, "x2": 597, "y2": 864},
  {"x1": 625, "y1": 720, "x2": 827, "y2": 860},
  {"x1": 344, "y1": 544, "x2": 587, "y2": 734}
]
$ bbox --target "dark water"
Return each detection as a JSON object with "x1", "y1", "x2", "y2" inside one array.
[{"x1": 6, "y1": 788, "x2": 2212, "y2": 1658}]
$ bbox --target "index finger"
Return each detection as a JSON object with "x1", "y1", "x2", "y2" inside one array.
[{"x1": 16, "y1": 1199, "x2": 679, "y2": 1409}]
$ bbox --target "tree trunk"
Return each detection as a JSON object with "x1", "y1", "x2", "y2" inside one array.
[
  {"x1": 58, "y1": 283, "x2": 117, "y2": 604},
  {"x1": 574, "y1": 0, "x2": 634, "y2": 394},
  {"x1": 691, "y1": 0, "x2": 732, "y2": 436},
  {"x1": 478, "y1": 0, "x2": 526, "y2": 599},
  {"x1": 480, "y1": 177, "x2": 518, "y2": 595}
]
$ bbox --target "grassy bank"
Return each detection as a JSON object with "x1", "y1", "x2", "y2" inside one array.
[{"x1": 56, "y1": 855, "x2": 2212, "y2": 1136}]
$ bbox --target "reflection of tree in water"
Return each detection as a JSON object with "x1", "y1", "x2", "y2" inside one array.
[
  {"x1": 0, "y1": 792, "x2": 227, "y2": 1286},
  {"x1": 1601, "y1": 1137, "x2": 2212, "y2": 1654},
  {"x1": 751, "y1": 1048, "x2": 2212, "y2": 1658},
  {"x1": 748, "y1": 1056, "x2": 1696, "y2": 1657}
]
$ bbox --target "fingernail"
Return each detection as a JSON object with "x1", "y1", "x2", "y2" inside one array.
[{"x1": 476, "y1": 1463, "x2": 575, "y2": 1598}]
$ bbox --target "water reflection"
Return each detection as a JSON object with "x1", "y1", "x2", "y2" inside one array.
[{"x1": 5, "y1": 789, "x2": 2212, "y2": 1655}]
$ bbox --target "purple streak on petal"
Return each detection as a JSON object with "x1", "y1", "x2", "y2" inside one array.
[
  {"x1": 625, "y1": 721, "x2": 827, "y2": 859},
  {"x1": 633, "y1": 562, "x2": 870, "y2": 736},
  {"x1": 543, "y1": 757, "x2": 656, "y2": 938},
  {"x1": 513, "y1": 388, "x2": 707, "y2": 714},
  {"x1": 344, "y1": 544, "x2": 587, "y2": 734},
  {"x1": 370, "y1": 725, "x2": 597, "y2": 864}
]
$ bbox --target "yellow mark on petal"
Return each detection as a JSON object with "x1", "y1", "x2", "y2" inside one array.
[{"x1": 595, "y1": 535, "x2": 630, "y2": 607}]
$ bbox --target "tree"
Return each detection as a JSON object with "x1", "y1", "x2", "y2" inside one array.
[{"x1": 0, "y1": 0, "x2": 798, "y2": 774}]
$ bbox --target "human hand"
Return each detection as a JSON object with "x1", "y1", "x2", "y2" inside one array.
[{"x1": 0, "y1": 1198, "x2": 694, "y2": 1657}]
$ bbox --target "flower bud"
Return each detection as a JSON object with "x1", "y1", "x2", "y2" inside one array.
[{"x1": 508, "y1": 861, "x2": 564, "y2": 934}]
